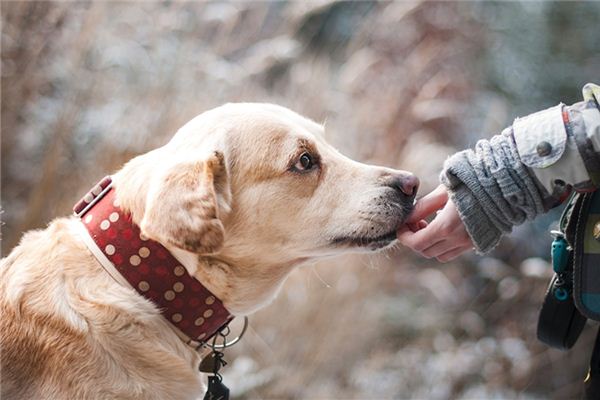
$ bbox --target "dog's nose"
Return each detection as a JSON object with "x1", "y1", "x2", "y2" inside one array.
[{"x1": 386, "y1": 173, "x2": 420, "y2": 197}]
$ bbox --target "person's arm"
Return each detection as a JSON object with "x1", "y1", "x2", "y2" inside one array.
[{"x1": 398, "y1": 83, "x2": 600, "y2": 258}]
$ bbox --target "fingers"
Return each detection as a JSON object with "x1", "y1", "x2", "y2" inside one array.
[
  {"x1": 407, "y1": 220, "x2": 428, "y2": 232},
  {"x1": 406, "y1": 184, "x2": 448, "y2": 223},
  {"x1": 421, "y1": 232, "x2": 472, "y2": 258},
  {"x1": 399, "y1": 189, "x2": 475, "y2": 263},
  {"x1": 397, "y1": 223, "x2": 445, "y2": 253},
  {"x1": 421, "y1": 239, "x2": 460, "y2": 259},
  {"x1": 399, "y1": 200, "x2": 455, "y2": 252},
  {"x1": 436, "y1": 246, "x2": 471, "y2": 263}
]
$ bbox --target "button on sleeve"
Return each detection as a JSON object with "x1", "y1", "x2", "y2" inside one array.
[{"x1": 513, "y1": 103, "x2": 567, "y2": 169}]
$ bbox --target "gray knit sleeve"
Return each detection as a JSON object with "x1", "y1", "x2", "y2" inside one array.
[{"x1": 440, "y1": 128, "x2": 548, "y2": 253}]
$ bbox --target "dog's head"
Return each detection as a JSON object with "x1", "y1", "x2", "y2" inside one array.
[{"x1": 114, "y1": 103, "x2": 417, "y2": 312}]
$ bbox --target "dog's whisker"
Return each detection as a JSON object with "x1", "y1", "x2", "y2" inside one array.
[{"x1": 311, "y1": 266, "x2": 332, "y2": 289}]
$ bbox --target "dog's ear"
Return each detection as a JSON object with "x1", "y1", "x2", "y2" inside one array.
[{"x1": 140, "y1": 151, "x2": 230, "y2": 254}]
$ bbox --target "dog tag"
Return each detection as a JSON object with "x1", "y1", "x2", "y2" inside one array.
[
  {"x1": 199, "y1": 352, "x2": 222, "y2": 374},
  {"x1": 203, "y1": 376, "x2": 229, "y2": 400}
]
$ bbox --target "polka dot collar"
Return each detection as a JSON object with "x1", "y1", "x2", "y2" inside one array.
[{"x1": 74, "y1": 176, "x2": 233, "y2": 346}]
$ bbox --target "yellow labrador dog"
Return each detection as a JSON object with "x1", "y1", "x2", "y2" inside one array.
[{"x1": 1, "y1": 103, "x2": 418, "y2": 399}]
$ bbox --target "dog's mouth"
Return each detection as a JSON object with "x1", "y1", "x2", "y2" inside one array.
[
  {"x1": 328, "y1": 199, "x2": 413, "y2": 251},
  {"x1": 330, "y1": 230, "x2": 398, "y2": 250}
]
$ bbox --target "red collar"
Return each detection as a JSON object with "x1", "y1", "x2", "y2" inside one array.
[{"x1": 73, "y1": 176, "x2": 233, "y2": 346}]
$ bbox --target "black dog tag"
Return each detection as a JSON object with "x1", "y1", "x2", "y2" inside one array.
[
  {"x1": 199, "y1": 352, "x2": 221, "y2": 374},
  {"x1": 203, "y1": 376, "x2": 229, "y2": 400}
]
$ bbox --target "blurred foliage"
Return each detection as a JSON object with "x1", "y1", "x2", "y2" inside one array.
[{"x1": 2, "y1": 1, "x2": 599, "y2": 399}]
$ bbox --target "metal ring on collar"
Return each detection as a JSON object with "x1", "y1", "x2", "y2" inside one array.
[{"x1": 212, "y1": 316, "x2": 249, "y2": 350}]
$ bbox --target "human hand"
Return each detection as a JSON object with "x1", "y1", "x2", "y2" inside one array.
[{"x1": 397, "y1": 185, "x2": 474, "y2": 262}]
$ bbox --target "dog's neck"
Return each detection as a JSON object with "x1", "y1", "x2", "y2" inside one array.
[
  {"x1": 74, "y1": 177, "x2": 234, "y2": 345},
  {"x1": 202, "y1": 257, "x2": 298, "y2": 315},
  {"x1": 168, "y1": 246, "x2": 298, "y2": 315}
]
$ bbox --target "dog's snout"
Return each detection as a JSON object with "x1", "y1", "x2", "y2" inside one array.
[{"x1": 385, "y1": 173, "x2": 419, "y2": 197}]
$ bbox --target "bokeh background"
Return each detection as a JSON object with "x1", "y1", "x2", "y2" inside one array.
[{"x1": 2, "y1": 1, "x2": 600, "y2": 398}]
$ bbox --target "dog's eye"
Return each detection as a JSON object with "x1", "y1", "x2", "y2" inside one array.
[{"x1": 295, "y1": 152, "x2": 315, "y2": 171}]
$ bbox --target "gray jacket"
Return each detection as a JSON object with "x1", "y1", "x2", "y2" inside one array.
[{"x1": 442, "y1": 83, "x2": 600, "y2": 253}]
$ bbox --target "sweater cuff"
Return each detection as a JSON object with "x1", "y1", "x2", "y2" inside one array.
[{"x1": 444, "y1": 181, "x2": 503, "y2": 254}]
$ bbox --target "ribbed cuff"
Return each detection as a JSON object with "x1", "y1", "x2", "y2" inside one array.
[{"x1": 445, "y1": 182, "x2": 503, "y2": 254}]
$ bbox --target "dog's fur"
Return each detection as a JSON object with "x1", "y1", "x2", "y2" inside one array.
[{"x1": 1, "y1": 103, "x2": 416, "y2": 399}]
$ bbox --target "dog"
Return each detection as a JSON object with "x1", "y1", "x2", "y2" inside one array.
[{"x1": 1, "y1": 103, "x2": 418, "y2": 399}]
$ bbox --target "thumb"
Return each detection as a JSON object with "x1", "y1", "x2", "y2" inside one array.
[{"x1": 406, "y1": 184, "x2": 449, "y2": 223}]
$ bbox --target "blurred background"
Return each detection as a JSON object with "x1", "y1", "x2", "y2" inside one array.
[{"x1": 2, "y1": 1, "x2": 600, "y2": 398}]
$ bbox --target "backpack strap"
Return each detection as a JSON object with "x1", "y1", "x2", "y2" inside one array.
[{"x1": 573, "y1": 190, "x2": 600, "y2": 320}]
